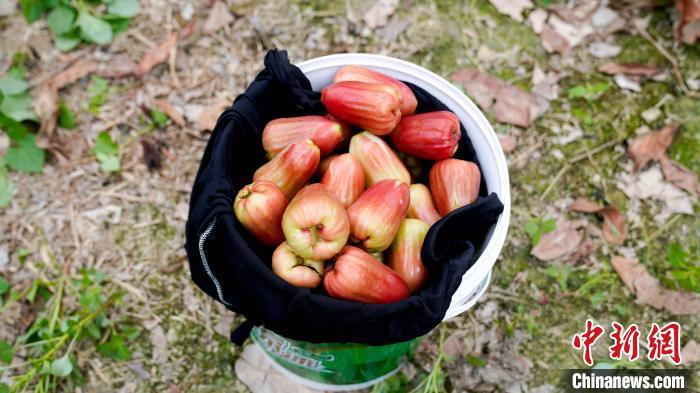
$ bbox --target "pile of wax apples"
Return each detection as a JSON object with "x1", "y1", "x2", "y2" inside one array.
[{"x1": 234, "y1": 65, "x2": 480, "y2": 304}]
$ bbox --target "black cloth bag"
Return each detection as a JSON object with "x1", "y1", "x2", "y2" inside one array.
[{"x1": 184, "y1": 50, "x2": 504, "y2": 346}]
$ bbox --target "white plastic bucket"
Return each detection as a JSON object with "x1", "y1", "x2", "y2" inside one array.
[{"x1": 251, "y1": 53, "x2": 511, "y2": 391}]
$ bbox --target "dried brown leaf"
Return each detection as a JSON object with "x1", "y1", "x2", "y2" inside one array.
[
  {"x1": 186, "y1": 99, "x2": 230, "y2": 131},
  {"x1": 96, "y1": 54, "x2": 136, "y2": 78},
  {"x1": 531, "y1": 220, "x2": 583, "y2": 261},
  {"x1": 569, "y1": 197, "x2": 603, "y2": 213},
  {"x1": 488, "y1": 0, "x2": 533, "y2": 22},
  {"x1": 659, "y1": 155, "x2": 699, "y2": 196},
  {"x1": 598, "y1": 63, "x2": 663, "y2": 78},
  {"x1": 33, "y1": 84, "x2": 59, "y2": 148},
  {"x1": 52, "y1": 59, "x2": 99, "y2": 88},
  {"x1": 203, "y1": 1, "x2": 234, "y2": 34},
  {"x1": 627, "y1": 123, "x2": 679, "y2": 170},
  {"x1": 363, "y1": 0, "x2": 399, "y2": 29},
  {"x1": 452, "y1": 69, "x2": 541, "y2": 128},
  {"x1": 134, "y1": 33, "x2": 178, "y2": 78},
  {"x1": 600, "y1": 206, "x2": 626, "y2": 245},
  {"x1": 236, "y1": 345, "x2": 318, "y2": 393},
  {"x1": 611, "y1": 256, "x2": 700, "y2": 315},
  {"x1": 33, "y1": 59, "x2": 100, "y2": 146},
  {"x1": 152, "y1": 99, "x2": 186, "y2": 127},
  {"x1": 497, "y1": 134, "x2": 516, "y2": 153},
  {"x1": 682, "y1": 340, "x2": 700, "y2": 364},
  {"x1": 676, "y1": 0, "x2": 700, "y2": 44},
  {"x1": 539, "y1": 24, "x2": 571, "y2": 54}
]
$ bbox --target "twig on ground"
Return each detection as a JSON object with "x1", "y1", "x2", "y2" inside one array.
[{"x1": 635, "y1": 25, "x2": 700, "y2": 98}]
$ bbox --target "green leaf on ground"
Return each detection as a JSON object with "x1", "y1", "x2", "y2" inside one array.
[
  {"x1": 6, "y1": 134, "x2": 45, "y2": 173},
  {"x1": 0, "y1": 75, "x2": 28, "y2": 96},
  {"x1": 94, "y1": 132, "x2": 120, "y2": 172},
  {"x1": 104, "y1": 16, "x2": 132, "y2": 34},
  {"x1": 465, "y1": 354, "x2": 486, "y2": 367},
  {"x1": 0, "y1": 93, "x2": 38, "y2": 122},
  {"x1": 47, "y1": 6, "x2": 76, "y2": 35},
  {"x1": 0, "y1": 277, "x2": 9, "y2": 296},
  {"x1": 97, "y1": 335, "x2": 132, "y2": 361},
  {"x1": 568, "y1": 82, "x2": 610, "y2": 101},
  {"x1": 0, "y1": 113, "x2": 28, "y2": 141},
  {"x1": 58, "y1": 102, "x2": 75, "y2": 129},
  {"x1": 87, "y1": 76, "x2": 109, "y2": 115},
  {"x1": 0, "y1": 340, "x2": 14, "y2": 364},
  {"x1": 19, "y1": 0, "x2": 50, "y2": 23},
  {"x1": 77, "y1": 12, "x2": 113, "y2": 45},
  {"x1": 107, "y1": 0, "x2": 140, "y2": 18},
  {"x1": 50, "y1": 355, "x2": 73, "y2": 377},
  {"x1": 667, "y1": 242, "x2": 687, "y2": 268},
  {"x1": 55, "y1": 33, "x2": 81, "y2": 52},
  {"x1": 151, "y1": 109, "x2": 168, "y2": 127},
  {"x1": 0, "y1": 168, "x2": 12, "y2": 208},
  {"x1": 0, "y1": 382, "x2": 9, "y2": 393},
  {"x1": 540, "y1": 218, "x2": 556, "y2": 233}
]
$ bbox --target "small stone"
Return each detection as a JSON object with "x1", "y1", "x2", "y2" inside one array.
[
  {"x1": 588, "y1": 42, "x2": 621, "y2": 59},
  {"x1": 641, "y1": 107, "x2": 661, "y2": 123}
]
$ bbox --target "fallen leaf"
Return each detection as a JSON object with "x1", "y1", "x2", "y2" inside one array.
[
  {"x1": 676, "y1": 0, "x2": 700, "y2": 44},
  {"x1": 659, "y1": 155, "x2": 699, "y2": 196},
  {"x1": 528, "y1": 8, "x2": 548, "y2": 34},
  {"x1": 443, "y1": 332, "x2": 467, "y2": 359},
  {"x1": 569, "y1": 197, "x2": 603, "y2": 213},
  {"x1": 598, "y1": 63, "x2": 663, "y2": 78},
  {"x1": 498, "y1": 134, "x2": 516, "y2": 153},
  {"x1": 149, "y1": 325, "x2": 168, "y2": 363},
  {"x1": 531, "y1": 66, "x2": 563, "y2": 101},
  {"x1": 203, "y1": 1, "x2": 234, "y2": 34},
  {"x1": 611, "y1": 256, "x2": 700, "y2": 315},
  {"x1": 185, "y1": 99, "x2": 230, "y2": 131},
  {"x1": 34, "y1": 59, "x2": 100, "y2": 146},
  {"x1": 618, "y1": 165, "x2": 694, "y2": 223},
  {"x1": 452, "y1": 69, "x2": 541, "y2": 128},
  {"x1": 547, "y1": 14, "x2": 594, "y2": 48},
  {"x1": 488, "y1": 0, "x2": 533, "y2": 22},
  {"x1": 96, "y1": 54, "x2": 136, "y2": 78},
  {"x1": 539, "y1": 24, "x2": 571, "y2": 54},
  {"x1": 547, "y1": 2, "x2": 598, "y2": 24},
  {"x1": 570, "y1": 237, "x2": 598, "y2": 264},
  {"x1": 682, "y1": 340, "x2": 700, "y2": 364},
  {"x1": 363, "y1": 0, "x2": 399, "y2": 29},
  {"x1": 33, "y1": 84, "x2": 59, "y2": 148},
  {"x1": 600, "y1": 207, "x2": 626, "y2": 245},
  {"x1": 569, "y1": 198, "x2": 626, "y2": 244},
  {"x1": 531, "y1": 220, "x2": 583, "y2": 261},
  {"x1": 134, "y1": 32, "x2": 178, "y2": 77},
  {"x1": 613, "y1": 74, "x2": 642, "y2": 92},
  {"x1": 52, "y1": 59, "x2": 99, "y2": 88},
  {"x1": 152, "y1": 99, "x2": 185, "y2": 127},
  {"x1": 588, "y1": 42, "x2": 622, "y2": 58},
  {"x1": 235, "y1": 344, "x2": 319, "y2": 393},
  {"x1": 627, "y1": 123, "x2": 679, "y2": 170}
]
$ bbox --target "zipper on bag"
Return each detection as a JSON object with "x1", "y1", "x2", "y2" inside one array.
[{"x1": 198, "y1": 216, "x2": 232, "y2": 306}]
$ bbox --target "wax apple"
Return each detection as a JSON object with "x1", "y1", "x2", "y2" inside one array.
[
  {"x1": 262, "y1": 115, "x2": 343, "y2": 157},
  {"x1": 429, "y1": 158, "x2": 481, "y2": 216},
  {"x1": 321, "y1": 81, "x2": 401, "y2": 136},
  {"x1": 253, "y1": 139, "x2": 320, "y2": 198},
  {"x1": 324, "y1": 246, "x2": 409, "y2": 304},
  {"x1": 391, "y1": 111, "x2": 460, "y2": 160},
  {"x1": 407, "y1": 184, "x2": 441, "y2": 225},
  {"x1": 271, "y1": 242, "x2": 325, "y2": 288},
  {"x1": 349, "y1": 132, "x2": 410, "y2": 186},
  {"x1": 346, "y1": 179, "x2": 409, "y2": 252},
  {"x1": 233, "y1": 181, "x2": 288, "y2": 246},
  {"x1": 282, "y1": 184, "x2": 350, "y2": 260},
  {"x1": 388, "y1": 219, "x2": 429, "y2": 293},
  {"x1": 320, "y1": 153, "x2": 365, "y2": 208},
  {"x1": 334, "y1": 65, "x2": 417, "y2": 115}
]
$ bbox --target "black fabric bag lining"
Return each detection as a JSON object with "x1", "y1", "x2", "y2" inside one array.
[{"x1": 185, "y1": 49, "x2": 504, "y2": 346}]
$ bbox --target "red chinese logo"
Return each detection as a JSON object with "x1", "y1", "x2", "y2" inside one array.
[
  {"x1": 572, "y1": 319, "x2": 605, "y2": 366},
  {"x1": 572, "y1": 321, "x2": 682, "y2": 365},
  {"x1": 609, "y1": 322, "x2": 640, "y2": 361},
  {"x1": 647, "y1": 322, "x2": 682, "y2": 364}
]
